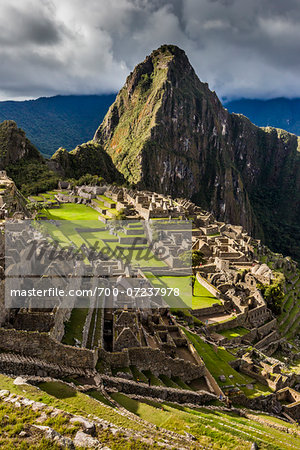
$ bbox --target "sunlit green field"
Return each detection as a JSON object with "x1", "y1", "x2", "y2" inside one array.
[
  {"x1": 44, "y1": 203, "x2": 100, "y2": 220},
  {"x1": 193, "y1": 278, "x2": 221, "y2": 308},
  {"x1": 41, "y1": 203, "x2": 167, "y2": 268}
]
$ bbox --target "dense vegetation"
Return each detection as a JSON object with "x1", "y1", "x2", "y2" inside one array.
[
  {"x1": 6, "y1": 159, "x2": 58, "y2": 196},
  {"x1": 258, "y1": 272, "x2": 285, "y2": 315},
  {"x1": 51, "y1": 142, "x2": 124, "y2": 183}
]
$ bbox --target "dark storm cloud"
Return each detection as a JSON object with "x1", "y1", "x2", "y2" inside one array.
[
  {"x1": 0, "y1": 3, "x2": 63, "y2": 46},
  {"x1": 0, "y1": 0, "x2": 300, "y2": 100}
]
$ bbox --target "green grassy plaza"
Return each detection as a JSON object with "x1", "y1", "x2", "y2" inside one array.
[
  {"x1": 220, "y1": 327, "x2": 250, "y2": 339},
  {"x1": 37, "y1": 203, "x2": 224, "y2": 310}
]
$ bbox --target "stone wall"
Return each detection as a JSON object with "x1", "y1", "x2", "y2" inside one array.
[
  {"x1": 255, "y1": 330, "x2": 280, "y2": 350},
  {"x1": 0, "y1": 328, "x2": 97, "y2": 369},
  {"x1": 100, "y1": 375, "x2": 216, "y2": 404},
  {"x1": 284, "y1": 402, "x2": 300, "y2": 420},
  {"x1": 230, "y1": 392, "x2": 283, "y2": 415},
  {"x1": 256, "y1": 319, "x2": 277, "y2": 340},
  {"x1": 196, "y1": 273, "x2": 220, "y2": 298},
  {"x1": 241, "y1": 328, "x2": 257, "y2": 343},
  {"x1": 0, "y1": 352, "x2": 94, "y2": 378},
  {"x1": 56, "y1": 193, "x2": 76, "y2": 203},
  {"x1": 208, "y1": 314, "x2": 245, "y2": 333},
  {"x1": 98, "y1": 348, "x2": 129, "y2": 368},
  {"x1": 238, "y1": 365, "x2": 268, "y2": 386},
  {"x1": 49, "y1": 308, "x2": 72, "y2": 342},
  {"x1": 193, "y1": 304, "x2": 225, "y2": 318},
  {"x1": 276, "y1": 388, "x2": 300, "y2": 420},
  {"x1": 203, "y1": 367, "x2": 224, "y2": 397},
  {"x1": 247, "y1": 305, "x2": 269, "y2": 327},
  {"x1": 127, "y1": 347, "x2": 204, "y2": 381},
  {"x1": 98, "y1": 346, "x2": 204, "y2": 381},
  {"x1": 13, "y1": 312, "x2": 54, "y2": 333}
]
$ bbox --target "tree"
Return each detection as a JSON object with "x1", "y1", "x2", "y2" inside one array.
[
  {"x1": 26, "y1": 201, "x2": 44, "y2": 218},
  {"x1": 192, "y1": 250, "x2": 206, "y2": 267},
  {"x1": 114, "y1": 209, "x2": 126, "y2": 220},
  {"x1": 257, "y1": 273, "x2": 285, "y2": 315}
]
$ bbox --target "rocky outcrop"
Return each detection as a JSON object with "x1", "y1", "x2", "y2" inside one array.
[{"x1": 94, "y1": 45, "x2": 300, "y2": 261}]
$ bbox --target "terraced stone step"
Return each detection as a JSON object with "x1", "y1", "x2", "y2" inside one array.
[{"x1": 0, "y1": 352, "x2": 96, "y2": 379}]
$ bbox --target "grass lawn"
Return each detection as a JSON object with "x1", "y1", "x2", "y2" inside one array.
[
  {"x1": 254, "y1": 413, "x2": 300, "y2": 430},
  {"x1": 86, "y1": 305, "x2": 103, "y2": 349},
  {"x1": 40, "y1": 192, "x2": 56, "y2": 200},
  {"x1": 130, "y1": 365, "x2": 148, "y2": 383},
  {"x1": 30, "y1": 195, "x2": 45, "y2": 202},
  {"x1": 97, "y1": 194, "x2": 116, "y2": 204},
  {"x1": 220, "y1": 327, "x2": 249, "y2": 339},
  {"x1": 192, "y1": 278, "x2": 221, "y2": 309},
  {"x1": 183, "y1": 329, "x2": 272, "y2": 398},
  {"x1": 111, "y1": 393, "x2": 298, "y2": 449},
  {"x1": 37, "y1": 381, "x2": 144, "y2": 431},
  {"x1": 62, "y1": 308, "x2": 89, "y2": 346},
  {"x1": 142, "y1": 370, "x2": 164, "y2": 386},
  {"x1": 0, "y1": 373, "x2": 298, "y2": 449},
  {"x1": 82, "y1": 231, "x2": 167, "y2": 268},
  {"x1": 44, "y1": 203, "x2": 100, "y2": 220},
  {"x1": 144, "y1": 273, "x2": 223, "y2": 309},
  {"x1": 159, "y1": 374, "x2": 181, "y2": 388},
  {"x1": 39, "y1": 204, "x2": 169, "y2": 271},
  {"x1": 172, "y1": 376, "x2": 193, "y2": 390},
  {"x1": 144, "y1": 273, "x2": 192, "y2": 308},
  {"x1": 0, "y1": 376, "x2": 145, "y2": 432},
  {"x1": 0, "y1": 398, "x2": 77, "y2": 449}
]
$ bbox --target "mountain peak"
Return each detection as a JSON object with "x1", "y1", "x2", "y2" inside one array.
[
  {"x1": 94, "y1": 44, "x2": 218, "y2": 183},
  {"x1": 93, "y1": 46, "x2": 300, "y2": 262},
  {"x1": 150, "y1": 44, "x2": 189, "y2": 64},
  {"x1": 123, "y1": 44, "x2": 195, "y2": 99}
]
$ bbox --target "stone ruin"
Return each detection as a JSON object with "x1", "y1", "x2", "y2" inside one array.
[{"x1": 0, "y1": 182, "x2": 298, "y2": 419}]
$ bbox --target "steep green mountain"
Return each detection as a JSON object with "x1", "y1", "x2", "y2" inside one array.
[
  {"x1": 50, "y1": 142, "x2": 124, "y2": 183},
  {"x1": 225, "y1": 97, "x2": 300, "y2": 136},
  {"x1": 0, "y1": 94, "x2": 116, "y2": 157},
  {"x1": 0, "y1": 120, "x2": 59, "y2": 195},
  {"x1": 0, "y1": 120, "x2": 42, "y2": 167},
  {"x1": 0, "y1": 120, "x2": 123, "y2": 196},
  {"x1": 94, "y1": 45, "x2": 300, "y2": 262}
]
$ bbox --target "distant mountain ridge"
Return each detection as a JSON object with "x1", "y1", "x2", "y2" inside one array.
[
  {"x1": 225, "y1": 98, "x2": 300, "y2": 136},
  {"x1": 0, "y1": 94, "x2": 115, "y2": 157},
  {"x1": 0, "y1": 94, "x2": 300, "y2": 160}
]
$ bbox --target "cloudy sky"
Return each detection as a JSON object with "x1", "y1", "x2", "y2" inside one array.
[{"x1": 1, "y1": 0, "x2": 300, "y2": 101}]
